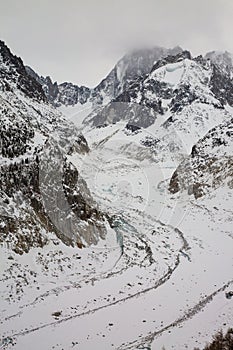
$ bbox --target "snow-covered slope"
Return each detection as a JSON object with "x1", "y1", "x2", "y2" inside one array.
[
  {"x1": 81, "y1": 50, "x2": 232, "y2": 166},
  {"x1": 26, "y1": 46, "x2": 182, "y2": 110},
  {"x1": 0, "y1": 40, "x2": 108, "y2": 254},
  {"x1": 0, "y1": 41, "x2": 232, "y2": 350},
  {"x1": 2, "y1": 119, "x2": 232, "y2": 350}
]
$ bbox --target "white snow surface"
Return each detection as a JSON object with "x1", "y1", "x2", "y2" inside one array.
[
  {"x1": 1, "y1": 51, "x2": 233, "y2": 350},
  {"x1": 1, "y1": 121, "x2": 232, "y2": 350}
]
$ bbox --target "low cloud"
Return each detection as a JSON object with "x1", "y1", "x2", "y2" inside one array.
[{"x1": 0, "y1": 0, "x2": 232, "y2": 86}]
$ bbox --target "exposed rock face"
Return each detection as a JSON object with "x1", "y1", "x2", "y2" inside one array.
[
  {"x1": 25, "y1": 47, "x2": 233, "y2": 128},
  {"x1": 169, "y1": 118, "x2": 233, "y2": 198},
  {"x1": 205, "y1": 50, "x2": 233, "y2": 75},
  {"x1": 83, "y1": 49, "x2": 230, "y2": 131},
  {"x1": 26, "y1": 66, "x2": 92, "y2": 107},
  {"x1": 26, "y1": 46, "x2": 183, "y2": 107},
  {"x1": 57, "y1": 82, "x2": 91, "y2": 105},
  {"x1": 0, "y1": 40, "x2": 46, "y2": 102},
  {"x1": 1, "y1": 39, "x2": 233, "y2": 254},
  {"x1": 151, "y1": 50, "x2": 192, "y2": 71},
  {"x1": 204, "y1": 50, "x2": 233, "y2": 106},
  {"x1": 0, "y1": 41, "x2": 107, "y2": 254},
  {"x1": 80, "y1": 48, "x2": 233, "y2": 200},
  {"x1": 209, "y1": 64, "x2": 233, "y2": 106},
  {"x1": 92, "y1": 46, "x2": 183, "y2": 104}
]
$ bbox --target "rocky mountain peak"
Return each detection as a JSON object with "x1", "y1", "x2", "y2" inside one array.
[
  {"x1": 205, "y1": 50, "x2": 233, "y2": 75},
  {"x1": 26, "y1": 45, "x2": 184, "y2": 109},
  {"x1": 151, "y1": 50, "x2": 192, "y2": 72},
  {"x1": 93, "y1": 45, "x2": 184, "y2": 103},
  {"x1": 0, "y1": 40, "x2": 46, "y2": 101}
]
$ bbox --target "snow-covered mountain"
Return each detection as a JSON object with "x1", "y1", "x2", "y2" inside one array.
[
  {"x1": 0, "y1": 40, "x2": 108, "y2": 254},
  {"x1": 25, "y1": 66, "x2": 92, "y2": 107},
  {"x1": 26, "y1": 45, "x2": 182, "y2": 108},
  {"x1": 81, "y1": 48, "x2": 232, "y2": 167},
  {"x1": 0, "y1": 40, "x2": 232, "y2": 350}
]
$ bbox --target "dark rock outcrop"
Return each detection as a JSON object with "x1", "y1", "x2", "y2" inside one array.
[
  {"x1": 0, "y1": 41, "x2": 107, "y2": 254},
  {"x1": 169, "y1": 118, "x2": 233, "y2": 198},
  {"x1": 26, "y1": 46, "x2": 183, "y2": 107},
  {"x1": 0, "y1": 40, "x2": 46, "y2": 101}
]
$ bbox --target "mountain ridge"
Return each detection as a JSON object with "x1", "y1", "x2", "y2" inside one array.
[
  {"x1": 26, "y1": 45, "x2": 183, "y2": 107},
  {"x1": 0, "y1": 39, "x2": 108, "y2": 254}
]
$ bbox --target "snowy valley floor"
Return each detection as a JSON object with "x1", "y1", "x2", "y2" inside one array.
[{"x1": 0, "y1": 128, "x2": 233, "y2": 350}]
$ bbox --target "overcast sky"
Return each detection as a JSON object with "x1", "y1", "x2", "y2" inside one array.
[{"x1": 1, "y1": 0, "x2": 233, "y2": 87}]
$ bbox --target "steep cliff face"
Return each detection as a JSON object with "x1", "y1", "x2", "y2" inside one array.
[{"x1": 0, "y1": 41, "x2": 107, "y2": 254}]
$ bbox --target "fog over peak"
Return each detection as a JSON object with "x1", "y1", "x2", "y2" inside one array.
[{"x1": 0, "y1": 0, "x2": 232, "y2": 87}]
